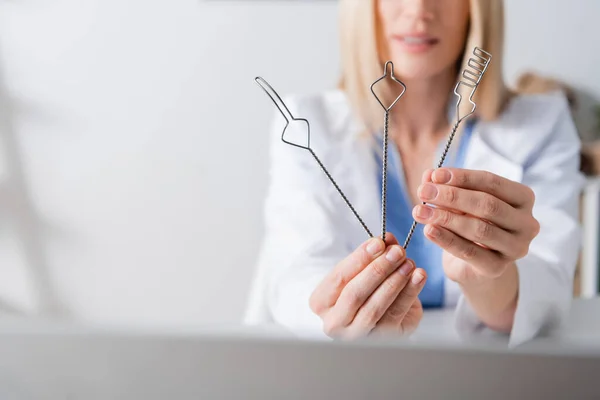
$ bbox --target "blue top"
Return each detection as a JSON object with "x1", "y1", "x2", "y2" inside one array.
[{"x1": 374, "y1": 121, "x2": 475, "y2": 308}]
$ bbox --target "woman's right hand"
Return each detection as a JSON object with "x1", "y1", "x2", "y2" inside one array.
[{"x1": 309, "y1": 233, "x2": 427, "y2": 340}]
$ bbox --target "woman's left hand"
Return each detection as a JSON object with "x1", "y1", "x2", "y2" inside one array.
[{"x1": 412, "y1": 168, "x2": 540, "y2": 285}]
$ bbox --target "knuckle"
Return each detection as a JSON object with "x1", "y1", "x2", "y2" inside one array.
[
  {"x1": 443, "y1": 231, "x2": 456, "y2": 247},
  {"x1": 386, "y1": 301, "x2": 406, "y2": 320},
  {"x1": 438, "y1": 209, "x2": 453, "y2": 227},
  {"x1": 482, "y1": 197, "x2": 501, "y2": 218},
  {"x1": 474, "y1": 220, "x2": 494, "y2": 241},
  {"x1": 443, "y1": 187, "x2": 458, "y2": 205},
  {"x1": 371, "y1": 261, "x2": 388, "y2": 279},
  {"x1": 457, "y1": 170, "x2": 469, "y2": 186},
  {"x1": 383, "y1": 274, "x2": 401, "y2": 292},
  {"x1": 487, "y1": 172, "x2": 502, "y2": 192},
  {"x1": 346, "y1": 286, "x2": 364, "y2": 309},
  {"x1": 461, "y1": 244, "x2": 478, "y2": 260}
]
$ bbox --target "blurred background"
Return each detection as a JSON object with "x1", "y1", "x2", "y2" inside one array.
[{"x1": 0, "y1": 0, "x2": 598, "y2": 328}]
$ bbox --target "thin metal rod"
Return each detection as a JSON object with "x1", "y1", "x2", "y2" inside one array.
[
  {"x1": 309, "y1": 149, "x2": 373, "y2": 237},
  {"x1": 381, "y1": 111, "x2": 390, "y2": 242},
  {"x1": 436, "y1": 121, "x2": 461, "y2": 169},
  {"x1": 255, "y1": 76, "x2": 293, "y2": 123},
  {"x1": 403, "y1": 121, "x2": 460, "y2": 249}
]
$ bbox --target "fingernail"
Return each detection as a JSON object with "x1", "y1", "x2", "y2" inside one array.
[
  {"x1": 415, "y1": 205, "x2": 433, "y2": 220},
  {"x1": 399, "y1": 261, "x2": 414, "y2": 276},
  {"x1": 366, "y1": 238, "x2": 384, "y2": 255},
  {"x1": 433, "y1": 169, "x2": 452, "y2": 184},
  {"x1": 412, "y1": 272, "x2": 425, "y2": 285},
  {"x1": 426, "y1": 225, "x2": 441, "y2": 238},
  {"x1": 385, "y1": 246, "x2": 403, "y2": 263},
  {"x1": 419, "y1": 183, "x2": 438, "y2": 201}
]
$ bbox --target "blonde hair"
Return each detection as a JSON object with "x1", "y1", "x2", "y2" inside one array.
[{"x1": 338, "y1": 0, "x2": 509, "y2": 133}]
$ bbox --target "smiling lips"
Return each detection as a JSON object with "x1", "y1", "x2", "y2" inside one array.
[{"x1": 393, "y1": 34, "x2": 439, "y2": 53}]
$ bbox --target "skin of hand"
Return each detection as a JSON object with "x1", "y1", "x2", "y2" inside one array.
[
  {"x1": 309, "y1": 233, "x2": 428, "y2": 340},
  {"x1": 412, "y1": 168, "x2": 540, "y2": 331}
]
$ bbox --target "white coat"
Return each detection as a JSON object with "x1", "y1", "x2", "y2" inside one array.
[{"x1": 244, "y1": 89, "x2": 584, "y2": 347}]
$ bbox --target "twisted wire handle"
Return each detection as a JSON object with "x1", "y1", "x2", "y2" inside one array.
[
  {"x1": 381, "y1": 111, "x2": 390, "y2": 242},
  {"x1": 309, "y1": 149, "x2": 374, "y2": 238},
  {"x1": 403, "y1": 120, "x2": 460, "y2": 249}
]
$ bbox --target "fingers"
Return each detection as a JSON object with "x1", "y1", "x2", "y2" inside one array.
[
  {"x1": 344, "y1": 260, "x2": 415, "y2": 338},
  {"x1": 310, "y1": 237, "x2": 385, "y2": 314},
  {"x1": 310, "y1": 233, "x2": 399, "y2": 315},
  {"x1": 331, "y1": 232, "x2": 399, "y2": 282},
  {"x1": 311, "y1": 232, "x2": 412, "y2": 340},
  {"x1": 416, "y1": 182, "x2": 523, "y2": 232},
  {"x1": 413, "y1": 205, "x2": 527, "y2": 259},
  {"x1": 327, "y1": 244, "x2": 407, "y2": 328},
  {"x1": 421, "y1": 168, "x2": 434, "y2": 184},
  {"x1": 429, "y1": 168, "x2": 535, "y2": 209},
  {"x1": 383, "y1": 231, "x2": 400, "y2": 246},
  {"x1": 374, "y1": 268, "x2": 427, "y2": 333},
  {"x1": 395, "y1": 300, "x2": 424, "y2": 336},
  {"x1": 423, "y1": 224, "x2": 508, "y2": 278}
]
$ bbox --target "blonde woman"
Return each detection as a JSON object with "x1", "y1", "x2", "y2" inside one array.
[{"x1": 246, "y1": 0, "x2": 583, "y2": 346}]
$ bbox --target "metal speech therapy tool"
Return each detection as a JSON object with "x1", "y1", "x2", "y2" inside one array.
[
  {"x1": 403, "y1": 46, "x2": 493, "y2": 250},
  {"x1": 370, "y1": 61, "x2": 407, "y2": 243},
  {"x1": 255, "y1": 76, "x2": 374, "y2": 238}
]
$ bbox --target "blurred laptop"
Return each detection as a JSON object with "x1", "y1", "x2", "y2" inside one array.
[{"x1": 0, "y1": 316, "x2": 599, "y2": 400}]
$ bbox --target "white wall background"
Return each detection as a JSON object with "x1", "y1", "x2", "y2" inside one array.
[
  {"x1": 504, "y1": 0, "x2": 600, "y2": 140},
  {"x1": 0, "y1": 0, "x2": 598, "y2": 327}
]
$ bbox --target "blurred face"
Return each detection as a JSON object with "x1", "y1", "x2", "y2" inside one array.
[{"x1": 377, "y1": 0, "x2": 471, "y2": 81}]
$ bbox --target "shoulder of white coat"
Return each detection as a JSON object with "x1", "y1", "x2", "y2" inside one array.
[
  {"x1": 477, "y1": 90, "x2": 575, "y2": 165},
  {"x1": 282, "y1": 89, "x2": 358, "y2": 150}
]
